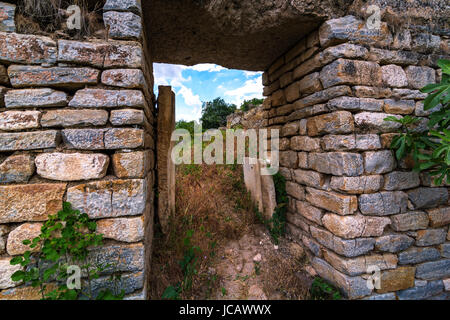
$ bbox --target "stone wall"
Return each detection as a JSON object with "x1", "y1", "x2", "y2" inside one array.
[
  {"x1": 263, "y1": 15, "x2": 450, "y2": 299},
  {"x1": 0, "y1": 0, "x2": 156, "y2": 300}
]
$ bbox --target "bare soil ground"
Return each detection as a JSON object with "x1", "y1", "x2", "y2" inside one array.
[{"x1": 149, "y1": 163, "x2": 314, "y2": 300}]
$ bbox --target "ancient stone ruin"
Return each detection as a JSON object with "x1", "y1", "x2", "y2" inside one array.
[{"x1": 0, "y1": 0, "x2": 449, "y2": 300}]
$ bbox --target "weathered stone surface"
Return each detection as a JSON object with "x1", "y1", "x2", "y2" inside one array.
[
  {"x1": 328, "y1": 97, "x2": 383, "y2": 112},
  {"x1": 307, "y1": 111, "x2": 354, "y2": 136},
  {"x1": 112, "y1": 151, "x2": 151, "y2": 179},
  {"x1": 67, "y1": 179, "x2": 146, "y2": 219},
  {"x1": 412, "y1": 33, "x2": 441, "y2": 53},
  {"x1": 364, "y1": 150, "x2": 396, "y2": 174},
  {"x1": 355, "y1": 112, "x2": 402, "y2": 133},
  {"x1": 298, "y1": 152, "x2": 308, "y2": 169},
  {"x1": 368, "y1": 48, "x2": 419, "y2": 66},
  {"x1": 306, "y1": 187, "x2": 357, "y2": 216},
  {"x1": 104, "y1": 0, "x2": 142, "y2": 14},
  {"x1": 375, "y1": 234, "x2": 414, "y2": 253},
  {"x1": 322, "y1": 213, "x2": 389, "y2": 239},
  {"x1": 292, "y1": 54, "x2": 322, "y2": 80},
  {"x1": 0, "y1": 111, "x2": 40, "y2": 131},
  {"x1": 391, "y1": 211, "x2": 429, "y2": 231},
  {"x1": 104, "y1": 11, "x2": 142, "y2": 40},
  {"x1": 330, "y1": 176, "x2": 383, "y2": 194},
  {"x1": 293, "y1": 169, "x2": 327, "y2": 189},
  {"x1": 416, "y1": 260, "x2": 450, "y2": 280},
  {"x1": 271, "y1": 89, "x2": 286, "y2": 107},
  {"x1": 6, "y1": 223, "x2": 42, "y2": 256},
  {"x1": 284, "y1": 82, "x2": 300, "y2": 102},
  {"x1": 384, "y1": 171, "x2": 421, "y2": 190},
  {"x1": 91, "y1": 272, "x2": 143, "y2": 298},
  {"x1": 302, "y1": 235, "x2": 321, "y2": 257},
  {"x1": 0, "y1": 285, "x2": 57, "y2": 300},
  {"x1": 353, "y1": 86, "x2": 392, "y2": 99},
  {"x1": 104, "y1": 128, "x2": 145, "y2": 149},
  {"x1": 0, "y1": 258, "x2": 21, "y2": 290},
  {"x1": 441, "y1": 243, "x2": 450, "y2": 258},
  {"x1": 281, "y1": 122, "x2": 299, "y2": 137},
  {"x1": 377, "y1": 267, "x2": 415, "y2": 294},
  {"x1": 279, "y1": 151, "x2": 297, "y2": 168},
  {"x1": 293, "y1": 86, "x2": 352, "y2": 110},
  {"x1": 290, "y1": 136, "x2": 320, "y2": 152},
  {"x1": 319, "y1": 15, "x2": 392, "y2": 48},
  {"x1": 0, "y1": 131, "x2": 59, "y2": 151},
  {"x1": 41, "y1": 109, "x2": 108, "y2": 128},
  {"x1": 427, "y1": 207, "x2": 450, "y2": 228},
  {"x1": 355, "y1": 134, "x2": 381, "y2": 151},
  {"x1": 363, "y1": 293, "x2": 396, "y2": 300},
  {"x1": 320, "y1": 59, "x2": 382, "y2": 89},
  {"x1": 69, "y1": 89, "x2": 144, "y2": 108},
  {"x1": 393, "y1": 89, "x2": 427, "y2": 101},
  {"x1": 415, "y1": 101, "x2": 441, "y2": 117},
  {"x1": 397, "y1": 280, "x2": 444, "y2": 300},
  {"x1": 323, "y1": 249, "x2": 397, "y2": 277},
  {"x1": 320, "y1": 43, "x2": 369, "y2": 65},
  {"x1": 0, "y1": 64, "x2": 7, "y2": 85},
  {"x1": 296, "y1": 201, "x2": 323, "y2": 225},
  {"x1": 0, "y1": 183, "x2": 66, "y2": 223},
  {"x1": 97, "y1": 217, "x2": 144, "y2": 243},
  {"x1": 392, "y1": 30, "x2": 412, "y2": 50},
  {"x1": 285, "y1": 182, "x2": 305, "y2": 201},
  {"x1": 4, "y1": 89, "x2": 68, "y2": 108},
  {"x1": 407, "y1": 188, "x2": 448, "y2": 210},
  {"x1": 309, "y1": 152, "x2": 364, "y2": 177},
  {"x1": 0, "y1": 85, "x2": 6, "y2": 107},
  {"x1": 311, "y1": 257, "x2": 372, "y2": 299},
  {"x1": 101, "y1": 69, "x2": 144, "y2": 89},
  {"x1": 381, "y1": 65, "x2": 408, "y2": 88},
  {"x1": 415, "y1": 229, "x2": 447, "y2": 246},
  {"x1": 62, "y1": 129, "x2": 105, "y2": 150},
  {"x1": 8, "y1": 66, "x2": 99, "y2": 89},
  {"x1": 35, "y1": 153, "x2": 109, "y2": 182},
  {"x1": 321, "y1": 134, "x2": 355, "y2": 151},
  {"x1": 398, "y1": 247, "x2": 441, "y2": 265},
  {"x1": 298, "y1": 72, "x2": 322, "y2": 95},
  {"x1": 0, "y1": 154, "x2": 34, "y2": 183},
  {"x1": 359, "y1": 191, "x2": 408, "y2": 216},
  {"x1": 383, "y1": 99, "x2": 415, "y2": 115},
  {"x1": 89, "y1": 243, "x2": 144, "y2": 273},
  {"x1": 110, "y1": 109, "x2": 144, "y2": 125},
  {"x1": 405, "y1": 66, "x2": 436, "y2": 89},
  {"x1": 58, "y1": 40, "x2": 143, "y2": 69},
  {"x1": 0, "y1": 2, "x2": 15, "y2": 32},
  {"x1": 445, "y1": 279, "x2": 450, "y2": 291},
  {"x1": 0, "y1": 33, "x2": 56, "y2": 65}
]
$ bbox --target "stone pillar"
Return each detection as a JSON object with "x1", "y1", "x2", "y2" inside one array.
[
  {"x1": 0, "y1": 0, "x2": 156, "y2": 300},
  {"x1": 157, "y1": 86, "x2": 176, "y2": 234},
  {"x1": 263, "y1": 15, "x2": 450, "y2": 300}
]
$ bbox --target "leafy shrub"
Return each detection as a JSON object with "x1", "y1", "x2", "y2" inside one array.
[
  {"x1": 385, "y1": 59, "x2": 450, "y2": 185},
  {"x1": 10, "y1": 202, "x2": 124, "y2": 300},
  {"x1": 200, "y1": 98, "x2": 237, "y2": 129},
  {"x1": 310, "y1": 277, "x2": 342, "y2": 300},
  {"x1": 240, "y1": 98, "x2": 264, "y2": 112}
]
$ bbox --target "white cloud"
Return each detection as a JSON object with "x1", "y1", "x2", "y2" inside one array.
[
  {"x1": 243, "y1": 70, "x2": 263, "y2": 78},
  {"x1": 190, "y1": 64, "x2": 227, "y2": 72},
  {"x1": 224, "y1": 76, "x2": 264, "y2": 106}
]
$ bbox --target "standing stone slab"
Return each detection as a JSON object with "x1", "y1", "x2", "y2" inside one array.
[
  {"x1": 0, "y1": 111, "x2": 40, "y2": 131},
  {"x1": 8, "y1": 66, "x2": 99, "y2": 89},
  {"x1": 35, "y1": 153, "x2": 109, "y2": 181},
  {"x1": 67, "y1": 179, "x2": 146, "y2": 219},
  {"x1": 0, "y1": 183, "x2": 66, "y2": 223},
  {"x1": 5, "y1": 89, "x2": 68, "y2": 108},
  {"x1": 0, "y1": 33, "x2": 56, "y2": 65},
  {"x1": 0, "y1": 131, "x2": 59, "y2": 151},
  {"x1": 0, "y1": 154, "x2": 35, "y2": 183}
]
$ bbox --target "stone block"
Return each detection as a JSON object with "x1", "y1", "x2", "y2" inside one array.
[
  {"x1": 0, "y1": 111, "x2": 40, "y2": 131},
  {"x1": 41, "y1": 109, "x2": 108, "y2": 128},
  {"x1": 293, "y1": 169, "x2": 327, "y2": 189},
  {"x1": 97, "y1": 217, "x2": 144, "y2": 243},
  {"x1": 322, "y1": 213, "x2": 389, "y2": 239},
  {"x1": 383, "y1": 171, "x2": 420, "y2": 190},
  {"x1": 321, "y1": 134, "x2": 356, "y2": 151},
  {"x1": 0, "y1": 154, "x2": 35, "y2": 183},
  {"x1": 112, "y1": 151, "x2": 151, "y2": 179},
  {"x1": 285, "y1": 182, "x2": 305, "y2": 201},
  {"x1": 330, "y1": 176, "x2": 383, "y2": 194},
  {"x1": 328, "y1": 96, "x2": 383, "y2": 112},
  {"x1": 377, "y1": 267, "x2": 415, "y2": 294},
  {"x1": 8, "y1": 66, "x2": 99, "y2": 89},
  {"x1": 0, "y1": 2, "x2": 15, "y2": 32},
  {"x1": 398, "y1": 247, "x2": 441, "y2": 265},
  {"x1": 354, "y1": 112, "x2": 402, "y2": 133},
  {"x1": 296, "y1": 201, "x2": 323, "y2": 225},
  {"x1": 416, "y1": 260, "x2": 450, "y2": 280},
  {"x1": 293, "y1": 86, "x2": 352, "y2": 110},
  {"x1": 0, "y1": 131, "x2": 59, "y2": 151},
  {"x1": 383, "y1": 99, "x2": 415, "y2": 115},
  {"x1": 6, "y1": 223, "x2": 42, "y2": 256},
  {"x1": 104, "y1": 128, "x2": 144, "y2": 149},
  {"x1": 320, "y1": 59, "x2": 382, "y2": 89},
  {"x1": 0, "y1": 258, "x2": 21, "y2": 290},
  {"x1": 0, "y1": 183, "x2": 66, "y2": 223},
  {"x1": 381, "y1": 65, "x2": 408, "y2": 88},
  {"x1": 298, "y1": 72, "x2": 322, "y2": 95},
  {"x1": 67, "y1": 179, "x2": 146, "y2": 219},
  {"x1": 375, "y1": 234, "x2": 414, "y2": 253},
  {"x1": 391, "y1": 211, "x2": 429, "y2": 231},
  {"x1": 359, "y1": 191, "x2": 408, "y2": 216},
  {"x1": 407, "y1": 188, "x2": 448, "y2": 210},
  {"x1": 355, "y1": 134, "x2": 381, "y2": 150},
  {"x1": 363, "y1": 150, "x2": 396, "y2": 174},
  {"x1": 306, "y1": 187, "x2": 357, "y2": 216},
  {"x1": 104, "y1": 11, "x2": 142, "y2": 40},
  {"x1": 35, "y1": 153, "x2": 109, "y2": 181},
  {"x1": 290, "y1": 136, "x2": 321, "y2": 152},
  {"x1": 405, "y1": 66, "x2": 436, "y2": 89},
  {"x1": 89, "y1": 243, "x2": 144, "y2": 273},
  {"x1": 427, "y1": 207, "x2": 450, "y2": 228},
  {"x1": 0, "y1": 33, "x2": 56, "y2": 65},
  {"x1": 320, "y1": 43, "x2": 369, "y2": 65},
  {"x1": 353, "y1": 86, "x2": 392, "y2": 99},
  {"x1": 5, "y1": 89, "x2": 68, "y2": 108},
  {"x1": 101, "y1": 69, "x2": 144, "y2": 88},
  {"x1": 309, "y1": 152, "x2": 363, "y2": 176},
  {"x1": 307, "y1": 111, "x2": 354, "y2": 136},
  {"x1": 103, "y1": 0, "x2": 142, "y2": 14},
  {"x1": 279, "y1": 151, "x2": 297, "y2": 168},
  {"x1": 110, "y1": 109, "x2": 144, "y2": 125},
  {"x1": 415, "y1": 229, "x2": 447, "y2": 246},
  {"x1": 69, "y1": 89, "x2": 144, "y2": 108},
  {"x1": 397, "y1": 280, "x2": 444, "y2": 300}
]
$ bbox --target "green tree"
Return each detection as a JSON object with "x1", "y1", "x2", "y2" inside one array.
[
  {"x1": 240, "y1": 98, "x2": 264, "y2": 112},
  {"x1": 176, "y1": 120, "x2": 196, "y2": 137},
  {"x1": 385, "y1": 59, "x2": 450, "y2": 185},
  {"x1": 200, "y1": 97, "x2": 236, "y2": 129}
]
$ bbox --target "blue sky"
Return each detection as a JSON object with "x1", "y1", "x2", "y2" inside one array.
[{"x1": 153, "y1": 63, "x2": 263, "y2": 122}]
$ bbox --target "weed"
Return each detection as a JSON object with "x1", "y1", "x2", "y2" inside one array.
[
  {"x1": 221, "y1": 287, "x2": 227, "y2": 297},
  {"x1": 310, "y1": 277, "x2": 342, "y2": 300}
]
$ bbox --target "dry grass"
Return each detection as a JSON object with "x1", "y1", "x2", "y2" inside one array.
[{"x1": 149, "y1": 163, "x2": 257, "y2": 300}]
